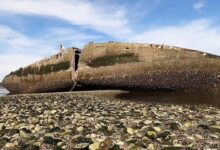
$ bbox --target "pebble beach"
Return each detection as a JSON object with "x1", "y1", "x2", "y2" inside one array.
[{"x1": 0, "y1": 90, "x2": 220, "y2": 150}]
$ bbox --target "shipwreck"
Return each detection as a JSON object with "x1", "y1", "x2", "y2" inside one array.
[{"x1": 2, "y1": 42, "x2": 220, "y2": 94}]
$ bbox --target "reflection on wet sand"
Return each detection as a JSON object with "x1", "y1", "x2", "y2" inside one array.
[
  {"x1": 114, "y1": 89, "x2": 220, "y2": 107},
  {"x1": 0, "y1": 86, "x2": 9, "y2": 97},
  {"x1": 1, "y1": 83, "x2": 219, "y2": 107},
  {"x1": 73, "y1": 85, "x2": 220, "y2": 107}
]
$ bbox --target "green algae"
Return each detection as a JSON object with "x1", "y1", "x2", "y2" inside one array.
[
  {"x1": 8, "y1": 61, "x2": 70, "y2": 77},
  {"x1": 88, "y1": 53, "x2": 139, "y2": 67}
]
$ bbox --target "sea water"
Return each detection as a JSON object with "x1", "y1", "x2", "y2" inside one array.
[{"x1": 0, "y1": 86, "x2": 9, "y2": 97}]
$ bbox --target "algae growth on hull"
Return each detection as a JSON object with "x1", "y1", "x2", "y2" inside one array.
[
  {"x1": 2, "y1": 48, "x2": 75, "y2": 94},
  {"x1": 7, "y1": 61, "x2": 71, "y2": 77},
  {"x1": 87, "y1": 53, "x2": 139, "y2": 67},
  {"x1": 2, "y1": 42, "x2": 220, "y2": 94}
]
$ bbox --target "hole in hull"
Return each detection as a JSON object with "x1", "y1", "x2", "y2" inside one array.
[{"x1": 74, "y1": 49, "x2": 81, "y2": 71}]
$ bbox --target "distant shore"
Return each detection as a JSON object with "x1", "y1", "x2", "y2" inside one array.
[
  {"x1": 0, "y1": 90, "x2": 219, "y2": 149},
  {"x1": 0, "y1": 85, "x2": 9, "y2": 97}
]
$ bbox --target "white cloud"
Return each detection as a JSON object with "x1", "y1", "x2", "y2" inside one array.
[
  {"x1": 0, "y1": 54, "x2": 42, "y2": 82},
  {"x1": 130, "y1": 19, "x2": 220, "y2": 55},
  {"x1": 44, "y1": 27, "x2": 102, "y2": 48},
  {"x1": 0, "y1": 25, "x2": 101, "y2": 54},
  {"x1": 0, "y1": 25, "x2": 102, "y2": 81},
  {"x1": 1, "y1": 0, "x2": 220, "y2": 82},
  {"x1": 193, "y1": 1, "x2": 205, "y2": 11},
  {"x1": 0, "y1": 25, "x2": 35, "y2": 47},
  {"x1": 0, "y1": 0, "x2": 131, "y2": 38},
  {"x1": 0, "y1": 25, "x2": 56, "y2": 55},
  {"x1": 0, "y1": 26, "x2": 56, "y2": 81}
]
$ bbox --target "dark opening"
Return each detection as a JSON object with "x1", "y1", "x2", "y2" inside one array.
[{"x1": 74, "y1": 49, "x2": 81, "y2": 71}]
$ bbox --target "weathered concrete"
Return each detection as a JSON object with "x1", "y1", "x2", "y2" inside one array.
[
  {"x1": 2, "y1": 48, "x2": 77, "y2": 94},
  {"x1": 2, "y1": 42, "x2": 220, "y2": 94},
  {"x1": 3, "y1": 71, "x2": 73, "y2": 94},
  {"x1": 78, "y1": 42, "x2": 220, "y2": 91}
]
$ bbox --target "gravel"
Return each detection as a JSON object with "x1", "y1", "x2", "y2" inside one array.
[{"x1": 0, "y1": 90, "x2": 219, "y2": 150}]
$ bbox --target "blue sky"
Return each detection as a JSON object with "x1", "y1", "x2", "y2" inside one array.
[{"x1": 0, "y1": 0, "x2": 220, "y2": 81}]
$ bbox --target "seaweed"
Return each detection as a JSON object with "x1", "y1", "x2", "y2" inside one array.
[
  {"x1": 39, "y1": 66, "x2": 44, "y2": 75},
  {"x1": 7, "y1": 61, "x2": 70, "y2": 77},
  {"x1": 44, "y1": 64, "x2": 53, "y2": 75},
  {"x1": 53, "y1": 61, "x2": 70, "y2": 72},
  {"x1": 16, "y1": 68, "x2": 23, "y2": 77},
  {"x1": 88, "y1": 53, "x2": 139, "y2": 67},
  {"x1": 205, "y1": 53, "x2": 220, "y2": 59}
]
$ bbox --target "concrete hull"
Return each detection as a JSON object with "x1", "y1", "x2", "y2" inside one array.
[
  {"x1": 2, "y1": 48, "x2": 76, "y2": 94},
  {"x1": 2, "y1": 42, "x2": 220, "y2": 94},
  {"x1": 2, "y1": 71, "x2": 74, "y2": 94},
  {"x1": 77, "y1": 62, "x2": 220, "y2": 91}
]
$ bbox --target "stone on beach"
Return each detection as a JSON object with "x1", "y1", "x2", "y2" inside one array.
[{"x1": 0, "y1": 91, "x2": 219, "y2": 149}]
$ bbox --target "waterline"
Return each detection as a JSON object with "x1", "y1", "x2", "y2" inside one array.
[{"x1": 0, "y1": 87, "x2": 9, "y2": 97}]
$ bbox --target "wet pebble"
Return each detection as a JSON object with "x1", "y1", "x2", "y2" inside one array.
[{"x1": 0, "y1": 92, "x2": 219, "y2": 149}]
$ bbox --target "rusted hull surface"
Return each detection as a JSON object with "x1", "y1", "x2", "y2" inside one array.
[
  {"x1": 3, "y1": 70, "x2": 73, "y2": 94},
  {"x1": 77, "y1": 61, "x2": 220, "y2": 91}
]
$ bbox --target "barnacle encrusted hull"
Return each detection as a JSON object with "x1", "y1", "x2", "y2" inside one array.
[
  {"x1": 2, "y1": 42, "x2": 220, "y2": 94},
  {"x1": 2, "y1": 48, "x2": 76, "y2": 94},
  {"x1": 78, "y1": 61, "x2": 220, "y2": 90},
  {"x1": 78, "y1": 43, "x2": 220, "y2": 91},
  {"x1": 2, "y1": 71, "x2": 73, "y2": 94}
]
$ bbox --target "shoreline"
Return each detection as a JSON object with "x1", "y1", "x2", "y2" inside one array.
[
  {"x1": 0, "y1": 91, "x2": 219, "y2": 149},
  {"x1": 2, "y1": 88, "x2": 220, "y2": 107},
  {"x1": 0, "y1": 86, "x2": 9, "y2": 96}
]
